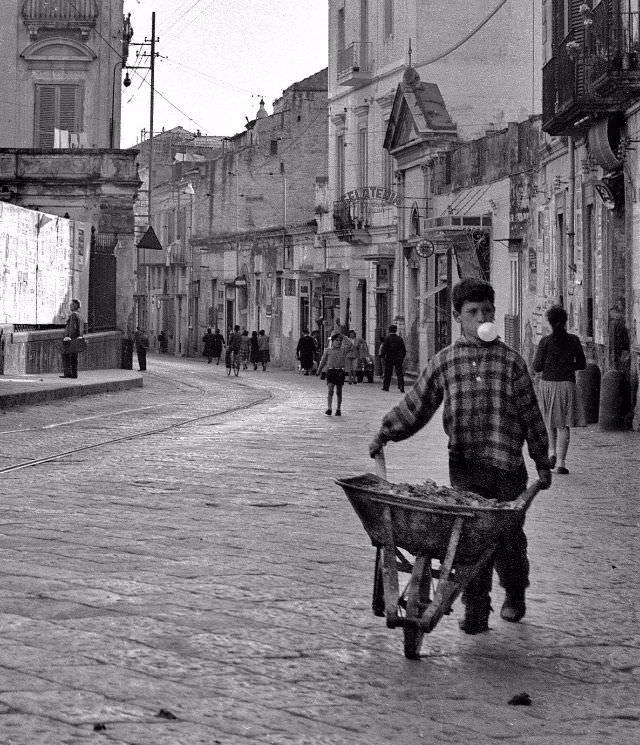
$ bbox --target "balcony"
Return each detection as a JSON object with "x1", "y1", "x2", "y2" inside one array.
[
  {"x1": 587, "y1": 3, "x2": 640, "y2": 95},
  {"x1": 337, "y1": 42, "x2": 372, "y2": 87},
  {"x1": 543, "y1": 4, "x2": 640, "y2": 136},
  {"x1": 333, "y1": 200, "x2": 371, "y2": 244},
  {"x1": 22, "y1": 0, "x2": 98, "y2": 39}
]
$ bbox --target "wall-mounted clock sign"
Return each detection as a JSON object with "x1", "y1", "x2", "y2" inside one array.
[{"x1": 415, "y1": 239, "x2": 435, "y2": 258}]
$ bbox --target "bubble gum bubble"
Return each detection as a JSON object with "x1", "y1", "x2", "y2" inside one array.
[{"x1": 477, "y1": 322, "x2": 498, "y2": 342}]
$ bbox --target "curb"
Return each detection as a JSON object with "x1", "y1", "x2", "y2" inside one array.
[{"x1": 0, "y1": 376, "x2": 143, "y2": 410}]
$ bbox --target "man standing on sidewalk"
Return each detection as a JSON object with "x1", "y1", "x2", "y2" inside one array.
[
  {"x1": 133, "y1": 328, "x2": 149, "y2": 372},
  {"x1": 61, "y1": 298, "x2": 84, "y2": 379},
  {"x1": 379, "y1": 324, "x2": 406, "y2": 392}
]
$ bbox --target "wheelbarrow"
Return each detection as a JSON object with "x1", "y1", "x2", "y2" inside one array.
[{"x1": 336, "y1": 452, "x2": 541, "y2": 659}]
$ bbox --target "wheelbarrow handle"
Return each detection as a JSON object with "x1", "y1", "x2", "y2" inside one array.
[
  {"x1": 511, "y1": 480, "x2": 542, "y2": 511},
  {"x1": 374, "y1": 451, "x2": 387, "y2": 480}
]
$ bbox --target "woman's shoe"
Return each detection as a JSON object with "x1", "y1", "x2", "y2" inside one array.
[
  {"x1": 325, "y1": 409, "x2": 332, "y2": 416},
  {"x1": 335, "y1": 410, "x2": 341, "y2": 416},
  {"x1": 556, "y1": 466, "x2": 569, "y2": 474}
]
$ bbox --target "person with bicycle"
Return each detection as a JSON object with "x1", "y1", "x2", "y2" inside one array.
[{"x1": 226, "y1": 325, "x2": 243, "y2": 373}]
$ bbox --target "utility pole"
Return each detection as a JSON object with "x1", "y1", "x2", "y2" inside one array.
[
  {"x1": 126, "y1": 13, "x2": 158, "y2": 328},
  {"x1": 148, "y1": 11, "x2": 156, "y2": 227}
]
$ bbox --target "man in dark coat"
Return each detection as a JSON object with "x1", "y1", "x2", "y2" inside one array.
[
  {"x1": 202, "y1": 328, "x2": 216, "y2": 363},
  {"x1": 133, "y1": 327, "x2": 150, "y2": 371},
  {"x1": 296, "y1": 329, "x2": 317, "y2": 375},
  {"x1": 61, "y1": 298, "x2": 83, "y2": 378},
  {"x1": 379, "y1": 324, "x2": 406, "y2": 393}
]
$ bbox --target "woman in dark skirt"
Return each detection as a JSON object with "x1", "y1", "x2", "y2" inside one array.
[
  {"x1": 533, "y1": 305, "x2": 586, "y2": 475},
  {"x1": 249, "y1": 330, "x2": 260, "y2": 371}
]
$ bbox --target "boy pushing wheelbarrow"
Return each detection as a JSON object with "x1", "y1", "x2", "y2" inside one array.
[{"x1": 368, "y1": 279, "x2": 552, "y2": 634}]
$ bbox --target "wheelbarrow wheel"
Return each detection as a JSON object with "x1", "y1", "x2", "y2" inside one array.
[{"x1": 403, "y1": 555, "x2": 431, "y2": 660}]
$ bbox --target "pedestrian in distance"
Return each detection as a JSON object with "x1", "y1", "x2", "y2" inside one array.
[
  {"x1": 345, "y1": 329, "x2": 369, "y2": 384},
  {"x1": 240, "y1": 329, "x2": 251, "y2": 370},
  {"x1": 210, "y1": 328, "x2": 225, "y2": 364},
  {"x1": 369, "y1": 278, "x2": 552, "y2": 635},
  {"x1": 257, "y1": 329, "x2": 270, "y2": 371},
  {"x1": 133, "y1": 327, "x2": 150, "y2": 372},
  {"x1": 60, "y1": 298, "x2": 84, "y2": 379},
  {"x1": 226, "y1": 325, "x2": 243, "y2": 368},
  {"x1": 202, "y1": 327, "x2": 217, "y2": 363},
  {"x1": 311, "y1": 329, "x2": 321, "y2": 370},
  {"x1": 250, "y1": 330, "x2": 260, "y2": 370},
  {"x1": 379, "y1": 324, "x2": 407, "y2": 392},
  {"x1": 296, "y1": 328, "x2": 316, "y2": 375},
  {"x1": 158, "y1": 329, "x2": 168, "y2": 353},
  {"x1": 316, "y1": 332, "x2": 347, "y2": 416},
  {"x1": 532, "y1": 305, "x2": 586, "y2": 475}
]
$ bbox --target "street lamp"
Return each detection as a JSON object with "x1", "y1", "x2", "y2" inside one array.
[{"x1": 109, "y1": 59, "x2": 124, "y2": 148}]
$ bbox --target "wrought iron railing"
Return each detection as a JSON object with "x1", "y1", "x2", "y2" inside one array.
[
  {"x1": 588, "y1": 3, "x2": 640, "y2": 81},
  {"x1": 337, "y1": 42, "x2": 372, "y2": 77},
  {"x1": 333, "y1": 200, "x2": 371, "y2": 233}
]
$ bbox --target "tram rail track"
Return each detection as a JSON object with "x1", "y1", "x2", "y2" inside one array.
[{"x1": 0, "y1": 370, "x2": 274, "y2": 475}]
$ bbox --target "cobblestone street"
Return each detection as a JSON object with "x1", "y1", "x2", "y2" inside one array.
[{"x1": 0, "y1": 356, "x2": 639, "y2": 744}]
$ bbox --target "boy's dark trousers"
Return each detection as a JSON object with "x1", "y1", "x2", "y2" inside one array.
[
  {"x1": 382, "y1": 358, "x2": 404, "y2": 391},
  {"x1": 449, "y1": 458, "x2": 529, "y2": 599}
]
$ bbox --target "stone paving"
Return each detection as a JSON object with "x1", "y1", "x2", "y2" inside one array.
[{"x1": 0, "y1": 356, "x2": 639, "y2": 744}]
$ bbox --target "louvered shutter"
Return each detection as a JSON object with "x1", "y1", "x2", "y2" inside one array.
[
  {"x1": 59, "y1": 85, "x2": 79, "y2": 133},
  {"x1": 36, "y1": 85, "x2": 56, "y2": 148}
]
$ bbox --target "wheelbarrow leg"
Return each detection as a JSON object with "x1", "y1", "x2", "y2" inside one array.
[
  {"x1": 419, "y1": 516, "x2": 465, "y2": 633},
  {"x1": 380, "y1": 505, "x2": 400, "y2": 627},
  {"x1": 403, "y1": 555, "x2": 431, "y2": 660},
  {"x1": 372, "y1": 547, "x2": 385, "y2": 617}
]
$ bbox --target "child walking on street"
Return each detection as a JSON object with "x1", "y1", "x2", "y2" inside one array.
[{"x1": 316, "y1": 332, "x2": 347, "y2": 416}]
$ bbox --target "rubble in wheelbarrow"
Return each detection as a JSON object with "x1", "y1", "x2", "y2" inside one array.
[{"x1": 389, "y1": 479, "x2": 515, "y2": 508}]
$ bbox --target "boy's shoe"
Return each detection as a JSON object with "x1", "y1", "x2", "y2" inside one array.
[
  {"x1": 500, "y1": 590, "x2": 526, "y2": 622},
  {"x1": 325, "y1": 409, "x2": 332, "y2": 416},
  {"x1": 335, "y1": 410, "x2": 341, "y2": 416},
  {"x1": 458, "y1": 595, "x2": 492, "y2": 634}
]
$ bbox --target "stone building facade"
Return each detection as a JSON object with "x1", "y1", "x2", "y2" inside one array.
[
  {"x1": 137, "y1": 71, "x2": 329, "y2": 365},
  {"x1": 0, "y1": 1, "x2": 141, "y2": 372},
  {"x1": 318, "y1": 0, "x2": 542, "y2": 373}
]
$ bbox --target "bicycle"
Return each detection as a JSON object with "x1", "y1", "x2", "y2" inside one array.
[{"x1": 226, "y1": 349, "x2": 241, "y2": 377}]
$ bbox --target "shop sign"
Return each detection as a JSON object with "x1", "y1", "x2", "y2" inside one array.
[{"x1": 339, "y1": 187, "x2": 401, "y2": 213}]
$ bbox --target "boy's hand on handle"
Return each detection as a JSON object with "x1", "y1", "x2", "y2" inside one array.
[
  {"x1": 537, "y1": 467, "x2": 552, "y2": 490},
  {"x1": 369, "y1": 436, "x2": 384, "y2": 459}
]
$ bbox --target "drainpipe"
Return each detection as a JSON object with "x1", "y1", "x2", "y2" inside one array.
[{"x1": 566, "y1": 136, "x2": 575, "y2": 307}]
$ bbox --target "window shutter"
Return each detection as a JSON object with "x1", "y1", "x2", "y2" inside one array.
[
  {"x1": 59, "y1": 85, "x2": 79, "y2": 133},
  {"x1": 36, "y1": 85, "x2": 56, "y2": 148}
]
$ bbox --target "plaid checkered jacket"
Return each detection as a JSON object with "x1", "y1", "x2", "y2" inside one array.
[{"x1": 377, "y1": 337, "x2": 550, "y2": 473}]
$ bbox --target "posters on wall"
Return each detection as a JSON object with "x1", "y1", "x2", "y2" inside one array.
[
  {"x1": 0, "y1": 203, "x2": 90, "y2": 325},
  {"x1": 594, "y1": 200, "x2": 604, "y2": 345}
]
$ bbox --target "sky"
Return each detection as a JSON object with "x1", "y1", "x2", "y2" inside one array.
[{"x1": 121, "y1": 0, "x2": 329, "y2": 147}]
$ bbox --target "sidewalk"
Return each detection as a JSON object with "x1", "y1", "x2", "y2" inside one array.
[{"x1": 0, "y1": 369, "x2": 143, "y2": 409}]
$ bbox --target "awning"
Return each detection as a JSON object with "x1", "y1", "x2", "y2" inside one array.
[{"x1": 421, "y1": 220, "x2": 490, "y2": 280}]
